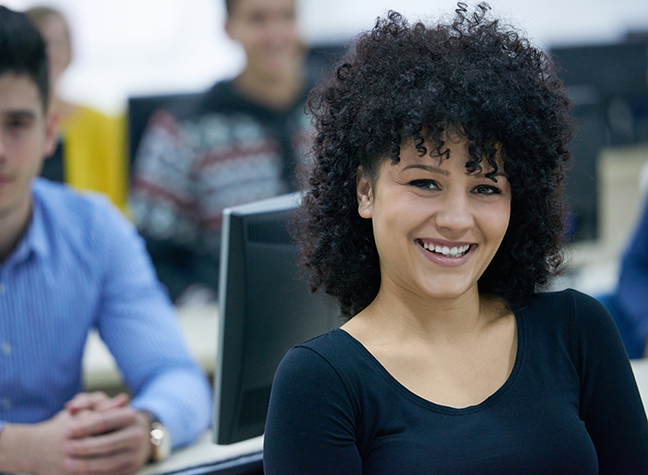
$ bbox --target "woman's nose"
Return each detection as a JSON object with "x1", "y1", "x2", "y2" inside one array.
[{"x1": 433, "y1": 191, "x2": 474, "y2": 236}]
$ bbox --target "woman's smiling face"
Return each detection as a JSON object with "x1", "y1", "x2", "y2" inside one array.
[{"x1": 356, "y1": 135, "x2": 511, "y2": 304}]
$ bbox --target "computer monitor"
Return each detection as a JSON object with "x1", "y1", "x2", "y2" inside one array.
[{"x1": 213, "y1": 192, "x2": 341, "y2": 445}]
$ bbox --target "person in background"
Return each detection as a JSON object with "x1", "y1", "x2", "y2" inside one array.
[
  {"x1": 263, "y1": 5, "x2": 648, "y2": 473},
  {"x1": 26, "y1": 6, "x2": 128, "y2": 212},
  {"x1": 0, "y1": 6, "x2": 211, "y2": 474},
  {"x1": 599, "y1": 191, "x2": 648, "y2": 359},
  {"x1": 130, "y1": 0, "x2": 311, "y2": 303}
]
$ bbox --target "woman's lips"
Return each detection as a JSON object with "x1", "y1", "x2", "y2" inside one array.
[{"x1": 415, "y1": 239, "x2": 476, "y2": 267}]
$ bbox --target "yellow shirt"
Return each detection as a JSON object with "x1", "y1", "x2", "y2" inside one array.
[{"x1": 57, "y1": 105, "x2": 128, "y2": 212}]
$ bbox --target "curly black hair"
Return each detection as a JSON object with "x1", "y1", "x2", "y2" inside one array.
[{"x1": 294, "y1": 3, "x2": 573, "y2": 318}]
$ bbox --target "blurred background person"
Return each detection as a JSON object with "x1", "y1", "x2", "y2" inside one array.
[
  {"x1": 598, "y1": 184, "x2": 648, "y2": 359},
  {"x1": 26, "y1": 6, "x2": 128, "y2": 212},
  {"x1": 130, "y1": 0, "x2": 313, "y2": 304}
]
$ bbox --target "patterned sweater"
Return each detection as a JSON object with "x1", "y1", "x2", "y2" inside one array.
[{"x1": 130, "y1": 79, "x2": 313, "y2": 300}]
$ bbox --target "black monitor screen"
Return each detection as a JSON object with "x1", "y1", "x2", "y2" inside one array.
[{"x1": 213, "y1": 192, "x2": 341, "y2": 445}]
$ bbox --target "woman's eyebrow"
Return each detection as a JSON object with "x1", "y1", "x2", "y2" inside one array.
[
  {"x1": 479, "y1": 170, "x2": 509, "y2": 179},
  {"x1": 401, "y1": 164, "x2": 450, "y2": 176},
  {"x1": 400, "y1": 163, "x2": 508, "y2": 179}
]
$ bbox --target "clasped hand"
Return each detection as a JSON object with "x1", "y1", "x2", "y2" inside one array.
[{"x1": 33, "y1": 392, "x2": 151, "y2": 475}]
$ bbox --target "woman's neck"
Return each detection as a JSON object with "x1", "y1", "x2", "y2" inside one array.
[{"x1": 344, "y1": 285, "x2": 508, "y2": 346}]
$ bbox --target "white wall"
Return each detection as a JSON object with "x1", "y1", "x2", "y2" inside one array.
[
  {"x1": 3, "y1": 0, "x2": 648, "y2": 113},
  {"x1": 303, "y1": 0, "x2": 648, "y2": 47}
]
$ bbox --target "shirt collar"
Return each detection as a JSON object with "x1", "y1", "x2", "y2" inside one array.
[{"x1": 9, "y1": 184, "x2": 50, "y2": 265}]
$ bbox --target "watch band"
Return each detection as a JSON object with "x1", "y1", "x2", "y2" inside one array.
[{"x1": 138, "y1": 410, "x2": 172, "y2": 462}]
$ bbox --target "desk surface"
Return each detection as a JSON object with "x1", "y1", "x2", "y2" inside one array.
[
  {"x1": 632, "y1": 359, "x2": 648, "y2": 409},
  {"x1": 137, "y1": 433, "x2": 263, "y2": 475}
]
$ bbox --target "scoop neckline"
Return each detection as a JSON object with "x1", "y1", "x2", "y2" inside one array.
[{"x1": 332, "y1": 308, "x2": 525, "y2": 415}]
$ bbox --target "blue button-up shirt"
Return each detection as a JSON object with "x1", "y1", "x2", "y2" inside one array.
[{"x1": 0, "y1": 179, "x2": 212, "y2": 447}]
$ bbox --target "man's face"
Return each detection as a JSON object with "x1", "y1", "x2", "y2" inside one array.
[
  {"x1": 226, "y1": 0, "x2": 302, "y2": 77},
  {"x1": 0, "y1": 73, "x2": 56, "y2": 223}
]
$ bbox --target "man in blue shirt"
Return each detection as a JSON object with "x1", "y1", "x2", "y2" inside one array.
[{"x1": 0, "y1": 7, "x2": 212, "y2": 474}]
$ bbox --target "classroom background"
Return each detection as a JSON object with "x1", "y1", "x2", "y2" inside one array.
[{"x1": 1, "y1": 0, "x2": 647, "y2": 115}]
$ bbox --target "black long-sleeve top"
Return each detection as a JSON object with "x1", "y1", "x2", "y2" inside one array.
[{"x1": 264, "y1": 289, "x2": 648, "y2": 474}]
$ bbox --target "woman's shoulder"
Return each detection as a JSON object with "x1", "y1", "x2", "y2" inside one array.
[
  {"x1": 276, "y1": 329, "x2": 368, "y2": 385},
  {"x1": 519, "y1": 288, "x2": 615, "y2": 340},
  {"x1": 59, "y1": 104, "x2": 118, "y2": 131},
  {"x1": 521, "y1": 288, "x2": 604, "y2": 317},
  {"x1": 271, "y1": 330, "x2": 358, "y2": 400},
  {"x1": 285, "y1": 329, "x2": 358, "y2": 367},
  {"x1": 298, "y1": 328, "x2": 353, "y2": 349}
]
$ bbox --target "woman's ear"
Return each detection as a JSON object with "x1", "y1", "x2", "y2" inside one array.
[{"x1": 356, "y1": 167, "x2": 373, "y2": 219}]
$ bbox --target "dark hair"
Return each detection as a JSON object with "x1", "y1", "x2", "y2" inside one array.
[
  {"x1": 0, "y1": 6, "x2": 49, "y2": 111},
  {"x1": 295, "y1": 3, "x2": 574, "y2": 318},
  {"x1": 224, "y1": 0, "x2": 234, "y2": 16}
]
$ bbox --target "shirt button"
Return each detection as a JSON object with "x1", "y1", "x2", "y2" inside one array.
[
  {"x1": 2, "y1": 398, "x2": 11, "y2": 409},
  {"x1": 2, "y1": 342, "x2": 10, "y2": 355},
  {"x1": 0, "y1": 282, "x2": 5, "y2": 294}
]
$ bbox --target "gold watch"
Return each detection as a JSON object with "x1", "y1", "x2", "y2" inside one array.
[{"x1": 139, "y1": 410, "x2": 172, "y2": 462}]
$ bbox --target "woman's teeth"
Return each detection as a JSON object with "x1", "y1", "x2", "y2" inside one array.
[{"x1": 421, "y1": 242, "x2": 471, "y2": 258}]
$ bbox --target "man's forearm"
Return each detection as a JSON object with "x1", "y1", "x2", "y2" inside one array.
[{"x1": 0, "y1": 423, "x2": 38, "y2": 473}]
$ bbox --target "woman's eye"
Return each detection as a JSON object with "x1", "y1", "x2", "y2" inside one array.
[
  {"x1": 474, "y1": 184, "x2": 501, "y2": 195},
  {"x1": 410, "y1": 180, "x2": 439, "y2": 190}
]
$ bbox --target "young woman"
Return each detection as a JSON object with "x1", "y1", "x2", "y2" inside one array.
[{"x1": 263, "y1": 4, "x2": 648, "y2": 474}]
